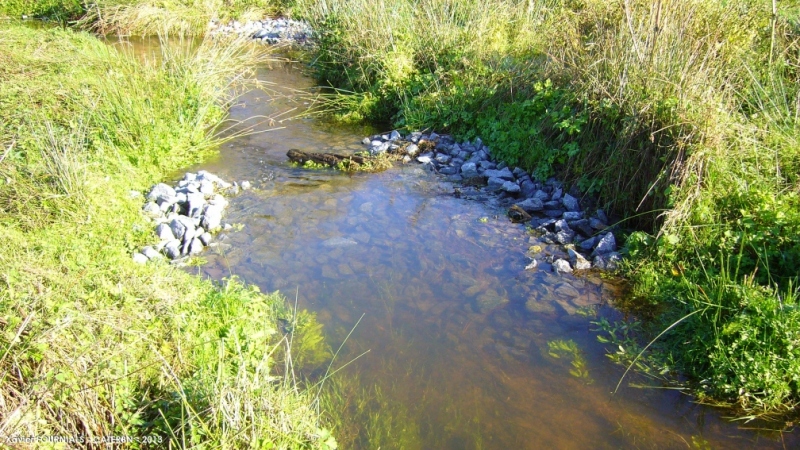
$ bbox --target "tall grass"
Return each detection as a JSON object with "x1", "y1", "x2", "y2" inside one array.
[
  {"x1": 0, "y1": 24, "x2": 334, "y2": 446},
  {"x1": 293, "y1": 0, "x2": 800, "y2": 416},
  {"x1": 83, "y1": 0, "x2": 288, "y2": 35}
]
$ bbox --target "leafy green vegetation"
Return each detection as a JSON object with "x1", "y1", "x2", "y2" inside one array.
[
  {"x1": 0, "y1": 24, "x2": 333, "y2": 446},
  {"x1": 290, "y1": 0, "x2": 800, "y2": 417},
  {"x1": 0, "y1": 0, "x2": 84, "y2": 20},
  {"x1": 547, "y1": 339, "x2": 592, "y2": 382}
]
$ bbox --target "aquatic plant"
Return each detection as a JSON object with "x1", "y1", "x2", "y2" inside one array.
[{"x1": 547, "y1": 339, "x2": 592, "y2": 382}]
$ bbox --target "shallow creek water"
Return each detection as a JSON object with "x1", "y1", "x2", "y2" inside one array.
[{"x1": 117, "y1": 39, "x2": 796, "y2": 448}]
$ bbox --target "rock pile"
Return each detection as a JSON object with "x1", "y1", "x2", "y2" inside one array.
[
  {"x1": 208, "y1": 17, "x2": 314, "y2": 45},
  {"x1": 363, "y1": 131, "x2": 622, "y2": 272},
  {"x1": 134, "y1": 171, "x2": 249, "y2": 263}
]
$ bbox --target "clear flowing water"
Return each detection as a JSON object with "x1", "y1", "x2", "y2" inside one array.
[{"x1": 118, "y1": 39, "x2": 796, "y2": 449}]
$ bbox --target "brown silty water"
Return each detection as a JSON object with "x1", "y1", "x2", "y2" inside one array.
[{"x1": 117, "y1": 39, "x2": 796, "y2": 449}]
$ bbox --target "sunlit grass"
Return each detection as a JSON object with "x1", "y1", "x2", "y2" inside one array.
[{"x1": 0, "y1": 23, "x2": 333, "y2": 446}]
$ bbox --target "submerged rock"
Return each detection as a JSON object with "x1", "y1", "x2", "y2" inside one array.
[
  {"x1": 475, "y1": 290, "x2": 509, "y2": 313},
  {"x1": 322, "y1": 237, "x2": 358, "y2": 247}
]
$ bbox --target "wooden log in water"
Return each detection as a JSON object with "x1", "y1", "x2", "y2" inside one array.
[{"x1": 287, "y1": 149, "x2": 367, "y2": 167}]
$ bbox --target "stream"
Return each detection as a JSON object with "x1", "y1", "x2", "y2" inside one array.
[{"x1": 121, "y1": 40, "x2": 796, "y2": 449}]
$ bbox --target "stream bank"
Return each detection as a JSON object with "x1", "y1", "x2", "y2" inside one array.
[{"x1": 177, "y1": 55, "x2": 797, "y2": 449}]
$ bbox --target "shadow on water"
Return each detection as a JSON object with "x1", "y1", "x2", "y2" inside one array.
[{"x1": 116, "y1": 37, "x2": 799, "y2": 449}]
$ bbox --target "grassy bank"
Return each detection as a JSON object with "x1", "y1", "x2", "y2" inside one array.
[
  {"x1": 288, "y1": 0, "x2": 800, "y2": 417},
  {"x1": 0, "y1": 24, "x2": 334, "y2": 446},
  {"x1": 9, "y1": 0, "x2": 800, "y2": 421}
]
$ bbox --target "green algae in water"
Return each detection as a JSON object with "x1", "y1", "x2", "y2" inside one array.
[{"x1": 548, "y1": 339, "x2": 592, "y2": 382}]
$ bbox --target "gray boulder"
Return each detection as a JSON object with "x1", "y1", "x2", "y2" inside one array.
[
  {"x1": 568, "y1": 248, "x2": 592, "y2": 270},
  {"x1": 147, "y1": 183, "x2": 176, "y2": 202},
  {"x1": 132, "y1": 253, "x2": 149, "y2": 264},
  {"x1": 483, "y1": 168, "x2": 514, "y2": 181},
  {"x1": 182, "y1": 224, "x2": 196, "y2": 245},
  {"x1": 389, "y1": 130, "x2": 402, "y2": 141},
  {"x1": 142, "y1": 202, "x2": 162, "y2": 218},
  {"x1": 520, "y1": 180, "x2": 537, "y2": 198},
  {"x1": 202, "y1": 204, "x2": 224, "y2": 230},
  {"x1": 553, "y1": 259, "x2": 573, "y2": 274},
  {"x1": 593, "y1": 233, "x2": 617, "y2": 255},
  {"x1": 461, "y1": 162, "x2": 479, "y2": 178},
  {"x1": 542, "y1": 209, "x2": 565, "y2": 218},
  {"x1": 502, "y1": 181, "x2": 521, "y2": 194},
  {"x1": 199, "y1": 180, "x2": 215, "y2": 195},
  {"x1": 163, "y1": 240, "x2": 182, "y2": 260},
  {"x1": 189, "y1": 238, "x2": 204, "y2": 255},
  {"x1": 141, "y1": 246, "x2": 161, "y2": 260},
  {"x1": 543, "y1": 200, "x2": 562, "y2": 210},
  {"x1": 590, "y1": 217, "x2": 607, "y2": 230},
  {"x1": 435, "y1": 153, "x2": 451, "y2": 164},
  {"x1": 515, "y1": 198, "x2": 543, "y2": 213},
  {"x1": 370, "y1": 141, "x2": 390, "y2": 155},
  {"x1": 406, "y1": 144, "x2": 419, "y2": 156},
  {"x1": 562, "y1": 211, "x2": 582, "y2": 221},
  {"x1": 571, "y1": 219, "x2": 594, "y2": 236},
  {"x1": 579, "y1": 236, "x2": 598, "y2": 251},
  {"x1": 187, "y1": 193, "x2": 206, "y2": 218},
  {"x1": 561, "y1": 193, "x2": 580, "y2": 211},
  {"x1": 593, "y1": 252, "x2": 621, "y2": 270},
  {"x1": 532, "y1": 190, "x2": 550, "y2": 201},
  {"x1": 169, "y1": 218, "x2": 187, "y2": 241},
  {"x1": 487, "y1": 177, "x2": 506, "y2": 191},
  {"x1": 199, "y1": 232, "x2": 213, "y2": 246},
  {"x1": 155, "y1": 223, "x2": 176, "y2": 241},
  {"x1": 555, "y1": 230, "x2": 575, "y2": 245},
  {"x1": 416, "y1": 154, "x2": 433, "y2": 164},
  {"x1": 478, "y1": 160, "x2": 495, "y2": 170}
]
